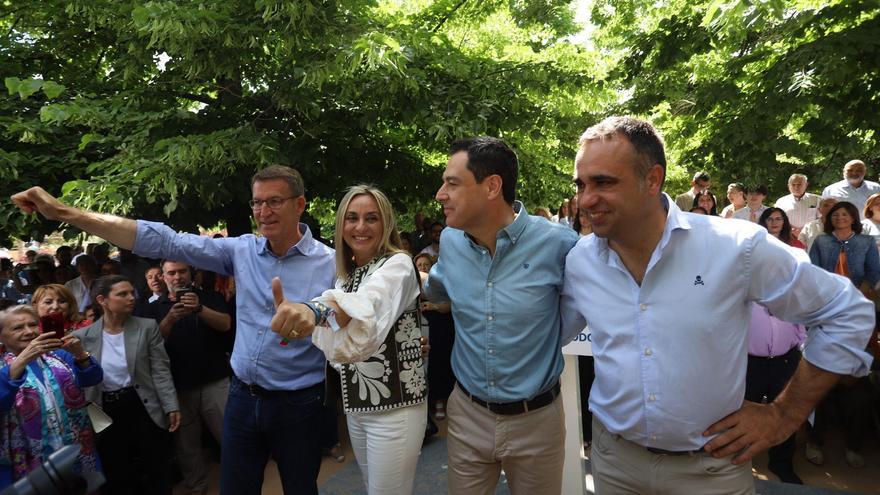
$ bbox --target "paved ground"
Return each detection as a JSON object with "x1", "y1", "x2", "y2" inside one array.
[{"x1": 175, "y1": 417, "x2": 880, "y2": 494}]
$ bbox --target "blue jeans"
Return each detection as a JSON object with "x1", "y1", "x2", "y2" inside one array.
[{"x1": 220, "y1": 376, "x2": 324, "y2": 495}]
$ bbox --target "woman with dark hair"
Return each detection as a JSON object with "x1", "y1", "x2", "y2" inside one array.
[
  {"x1": 0, "y1": 304, "x2": 103, "y2": 490},
  {"x1": 806, "y1": 201, "x2": 879, "y2": 469},
  {"x1": 810, "y1": 201, "x2": 880, "y2": 288},
  {"x1": 73, "y1": 275, "x2": 180, "y2": 494},
  {"x1": 758, "y1": 208, "x2": 805, "y2": 249},
  {"x1": 692, "y1": 191, "x2": 718, "y2": 216}
]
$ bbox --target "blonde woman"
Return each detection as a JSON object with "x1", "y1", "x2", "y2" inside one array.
[{"x1": 270, "y1": 185, "x2": 426, "y2": 494}]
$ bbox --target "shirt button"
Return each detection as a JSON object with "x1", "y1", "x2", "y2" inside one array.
[
  {"x1": 489, "y1": 349, "x2": 494, "y2": 355},
  {"x1": 639, "y1": 304, "x2": 648, "y2": 311},
  {"x1": 651, "y1": 434, "x2": 657, "y2": 441},
  {"x1": 644, "y1": 348, "x2": 652, "y2": 356},
  {"x1": 648, "y1": 394, "x2": 656, "y2": 402},
  {"x1": 488, "y1": 315, "x2": 494, "y2": 321},
  {"x1": 487, "y1": 282, "x2": 493, "y2": 287},
  {"x1": 489, "y1": 381, "x2": 495, "y2": 386}
]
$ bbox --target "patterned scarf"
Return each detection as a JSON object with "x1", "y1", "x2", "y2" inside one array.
[{"x1": 0, "y1": 352, "x2": 101, "y2": 486}]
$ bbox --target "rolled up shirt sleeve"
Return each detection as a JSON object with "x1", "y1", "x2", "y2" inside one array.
[
  {"x1": 311, "y1": 254, "x2": 421, "y2": 364},
  {"x1": 134, "y1": 220, "x2": 235, "y2": 277},
  {"x1": 747, "y1": 230, "x2": 874, "y2": 376}
]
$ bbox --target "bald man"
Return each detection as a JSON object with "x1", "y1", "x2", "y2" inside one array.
[{"x1": 821, "y1": 160, "x2": 880, "y2": 219}]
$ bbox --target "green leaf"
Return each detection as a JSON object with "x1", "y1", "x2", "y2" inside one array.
[
  {"x1": 79, "y1": 133, "x2": 103, "y2": 150},
  {"x1": 41, "y1": 81, "x2": 65, "y2": 99},
  {"x1": 4, "y1": 77, "x2": 21, "y2": 95},
  {"x1": 18, "y1": 79, "x2": 44, "y2": 99}
]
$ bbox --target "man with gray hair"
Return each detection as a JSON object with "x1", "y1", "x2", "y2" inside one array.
[
  {"x1": 561, "y1": 116, "x2": 873, "y2": 493},
  {"x1": 775, "y1": 174, "x2": 821, "y2": 238},
  {"x1": 11, "y1": 164, "x2": 336, "y2": 495},
  {"x1": 822, "y1": 159, "x2": 880, "y2": 219}
]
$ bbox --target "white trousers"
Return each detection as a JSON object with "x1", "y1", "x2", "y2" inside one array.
[{"x1": 347, "y1": 402, "x2": 427, "y2": 495}]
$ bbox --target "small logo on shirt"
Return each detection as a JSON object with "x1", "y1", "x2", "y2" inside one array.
[
  {"x1": 693, "y1": 275, "x2": 704, "y2": 286},
  {"x1": 522, "y1": 263, "x2": 530, "y2": 269}
]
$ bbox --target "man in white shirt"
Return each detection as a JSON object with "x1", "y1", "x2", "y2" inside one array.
[
  {"x1": 674, "y1": 171, "x2": 710, "y2": 212},
  {"x1": 561, "y1": 116, "x2": 874, "y2": 494},
  {"x1": 418, "y1": 221, "x2": 443, "y2": 258},
  {"x1": 798, "y1": 197, "x2": 838, "y2": 253},
  {"x1": 775, "y1": 174, "x2": 820, "y2": 238},
  {"x1": 821, "y1": 159, "x2": 880, "y2": 218},
  {"x1": 732, "y1": 184, "x2": 769, "y2": 222}
]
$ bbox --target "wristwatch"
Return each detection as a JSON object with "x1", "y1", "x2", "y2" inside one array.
[
  {"x1": 305, "y1": 300, "x2": 341, "y2": 332},
  {"x1": 75, "y1": 352, "x2": 91, "y2": 365}
]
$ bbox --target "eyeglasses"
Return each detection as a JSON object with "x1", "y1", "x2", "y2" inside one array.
[{"x1": 249, "y1": 197, "x2": 296, "y2": 211}]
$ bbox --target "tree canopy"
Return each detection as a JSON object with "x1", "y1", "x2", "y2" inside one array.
[
  {"x1": 1, "y1": 0, "x2": 608, "y2": 243},
  {"x1": 3, "y1": 0, "x2": 879, "y2": 244},
  {"x1": 590, "y1": 0, "x2": 880, "y2": 196}
]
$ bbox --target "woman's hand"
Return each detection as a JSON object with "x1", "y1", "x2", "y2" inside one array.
[
  {"x1": 420, "y1": 336, "x2": 430, "y2": 360},
  {"x1": 167, "y1": 411, "x2": 181, "y2": 432},
  {"x1": 60, "y1": 335, "x2": 87, "y2": 361},
  {"x1": 9, "y1": 333, "x2": 63, "y2": 380}
]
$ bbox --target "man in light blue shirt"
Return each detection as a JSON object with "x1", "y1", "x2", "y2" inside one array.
[
  {"x1": 11, "y1": 165, "x2": 336, "y2": 495},
  {"x1": 424, "y1": 137, "x2": 579, "y2": 494},
  {"x1": 822, "y1": 159, "x2": 880, "y2": 219},
  {"x1": 561, "y1": 116, "x2": 874, "y2": 493}
]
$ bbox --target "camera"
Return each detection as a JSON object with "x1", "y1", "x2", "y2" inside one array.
[{"x1": 0, "y1": 445, "x2": 87, "y2": 495}]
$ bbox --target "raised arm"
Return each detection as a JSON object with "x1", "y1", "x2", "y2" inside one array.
[{"x1": 12, "y1": 187, "x2": 137, "y2": 249}]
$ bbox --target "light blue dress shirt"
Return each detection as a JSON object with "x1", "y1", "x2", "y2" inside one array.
[
  {"x1": 561, "y1": 195, "x2": 874, "y2": 451},
  {"x1": 424, "y1": 201, "x2": 579, "y2": 402},
  {"x1": 134, "y1": 220, "x2": 336, "y2": 391},
  {"x1": 822, "y1": 179, "x2": 880, "y2": 219}
]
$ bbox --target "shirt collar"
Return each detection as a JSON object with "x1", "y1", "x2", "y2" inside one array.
[
  {"x1": 257, "y1": 223, "x2": 317, "y2": 258},
  {"x1": 461, "y1": 200, "x2": 528, "y2": 248},
  {"x1": 592, "y1": 193, "x2": 690, "y2": 262},
  {"x1": 499, "y1": 201, "x2": 528, "y2": 244}
]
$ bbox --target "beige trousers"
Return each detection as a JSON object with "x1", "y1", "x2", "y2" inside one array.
[
  {"x1": 446, "y1": 384, "x2": 565, "y2": 495},
  {"x1": 591, "y1": 418, "x2": 755, "y2": 495}
]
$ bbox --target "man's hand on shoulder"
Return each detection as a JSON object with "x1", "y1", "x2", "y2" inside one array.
[{"x1": 702, "y1": 401, "x2": 798, "y2": 464}]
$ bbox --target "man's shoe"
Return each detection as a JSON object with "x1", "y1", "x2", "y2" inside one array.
[
  {"x1": 767, "y1": 462, "x2": 803, "y2": 484},
  {"x1": 804, "y1": 442, "x2": 824, "y2": 465},
  {"x1": 845, "y1": 449, "x2": 865, "y2": 468}
]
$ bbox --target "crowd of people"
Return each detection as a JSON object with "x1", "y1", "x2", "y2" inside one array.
[{"x1": 0, "y1": 116, "x2": 877, "y2": 495}]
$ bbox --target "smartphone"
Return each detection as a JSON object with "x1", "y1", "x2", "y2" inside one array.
[
  {"x1": 174, "y1": 287, "x2": 194, "y2": 299},
  {"x1": 40, "y1": 312, "x2": 65, "y2": 339}
]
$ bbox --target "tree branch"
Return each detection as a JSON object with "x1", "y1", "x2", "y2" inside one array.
[{"x1": 432, "y1": 0, "x2": 468, "y2": 33}]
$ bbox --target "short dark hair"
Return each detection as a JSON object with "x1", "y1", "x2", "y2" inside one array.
[
  {"x1": 746, "y1": 184, "x2": 769, "y2": 196},
  {"x1": 251, "y1": 165, "x2": 305, "y2": 197},
  {"x1": 824, "y1": 202, "x2": 862, "y2": 235},
  {"x1": 693, "y1": 171, "x2": 710, "y2": 183},
  {"x1": 578, "y1": 116, "x2": 667, "y2": 189},
  {"x1": 449, "y1": 137, "x2": 519, "y2": 204},
  {"x1": 758, "y1": 207, "x2": 794, "y2": 243}
]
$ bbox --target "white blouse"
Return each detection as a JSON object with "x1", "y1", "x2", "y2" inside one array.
[
  {"x1": 311, "y1": 253, "x2": 421, "y2": 364},
  {"x1": 100, "y1": 331, "x2": 131, "y2": 391}
]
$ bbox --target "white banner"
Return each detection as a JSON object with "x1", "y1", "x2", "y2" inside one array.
[{"x1": 562, "y1": 327, "x2": 592, "y2": 356}]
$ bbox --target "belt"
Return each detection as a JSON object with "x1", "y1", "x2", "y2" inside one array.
[
  {"x1": 645, "y1": 446, "x2": 705, "y2": 456},
  {"x1": 233, "y1": 375, "x2": 282, "y2": 397},
  {"x1": 457, "y1": 381, "x2": 560, "y2": 416},
  {"x1": 102, "y1": 387, "x2": 135, "y2": 403}
]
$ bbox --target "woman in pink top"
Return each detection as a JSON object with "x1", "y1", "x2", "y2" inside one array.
[{"x1": 745, "y1": 304, "x2": 805, "y2": 484}]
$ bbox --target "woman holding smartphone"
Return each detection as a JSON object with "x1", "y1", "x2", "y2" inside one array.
[
  {"x1": 0, "y1": 304, "x2": 103, "y2": 490},
  {"x1": 32, "y1": 284, "x2": 91, "y2": 336},
  {"x1": 271, "y1": 185, "x2": 427, "y2": 494}
]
